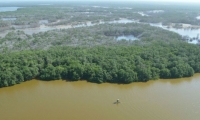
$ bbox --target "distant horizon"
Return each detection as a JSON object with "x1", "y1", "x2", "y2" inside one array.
[{"x1": 0, "y1": 0, "x2": 200, "y2": 3}]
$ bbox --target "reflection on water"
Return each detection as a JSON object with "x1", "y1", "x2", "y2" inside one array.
[
  {"x1": 0, "y1": 7, "x2": 21, "y2": 12},
  {"x1": 165, "y1": 28, "x2": 200, "y2": 38},
  {"x1": 150, "y1": 23, "x2": 200, "y2": 44},
  {"x1": 1, "y1": 18, "x2": 200, "y2": 45},
  {"x1": 108, "y1": 19, "x2": 136, "y2": 24},
  {"x1": 147, "y1": 10, "x2": 164, "y2": 13},
  {"x1": 188, "y1": 39, "x2": 199, "y2": 44},
  {"x1": 196, "y1": 16, "x2": 200, "y2": 20},
  {"x1": 115, "y1": 35, "x2": 138, "y2": 41},
  {"x1": 7, "y1": 19, "x2": 138, "y2": 36},
  {"x1": 138, "y1": 12, "x2": 149, "y2": 16},
  {"x1": 39, "y1": 20, "x2": 49, "y2": 24},
  {"x1": 2, "y1": 17, "x2": 16, "y2": 21},
  {"x1": 1, "y1": 74, "x2": 200, "y2": 120},
  {"x1": 150, "y1": 23, "x2": 200, "y2": 38}
]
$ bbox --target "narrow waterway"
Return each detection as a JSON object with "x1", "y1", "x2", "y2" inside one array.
[
  {"x1": 1, "y1": 18, "x2": 200, "y2": 44},
  {"x1": 1, "y1": 74, "x2": 200, "y2": 120}
]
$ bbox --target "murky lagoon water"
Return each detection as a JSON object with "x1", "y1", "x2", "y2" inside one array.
[{"x1": 1, "y1": 74, "x2": 200, "y2": 120}]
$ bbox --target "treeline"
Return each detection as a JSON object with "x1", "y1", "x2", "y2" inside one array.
[{"x1": 0, "y1": 40, "x2": 199, "y2": 87}]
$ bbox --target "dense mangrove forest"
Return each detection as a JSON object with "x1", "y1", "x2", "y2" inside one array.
[
  {"x1": 0, "y1": 27, "x2": 199, "y2": 87},
  {"x1": 0, "y1": 1, "x2": 200, "y2": 87}
]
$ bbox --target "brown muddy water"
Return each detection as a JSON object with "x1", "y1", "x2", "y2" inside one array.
[{"x1": 1, "y1": 74, "x2": 200, "y2": 120}]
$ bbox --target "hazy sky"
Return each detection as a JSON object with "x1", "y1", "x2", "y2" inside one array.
[{"x1": 1, "y1": 0, "x2": 200, "y2": 2}]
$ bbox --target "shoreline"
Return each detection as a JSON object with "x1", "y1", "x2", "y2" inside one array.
[
  {"x1": 1, "y1": 73, "x2": 200, "y2": 89},
  {"x1": 168, "y1": 23, "x2": 200, "y2": 29}
]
